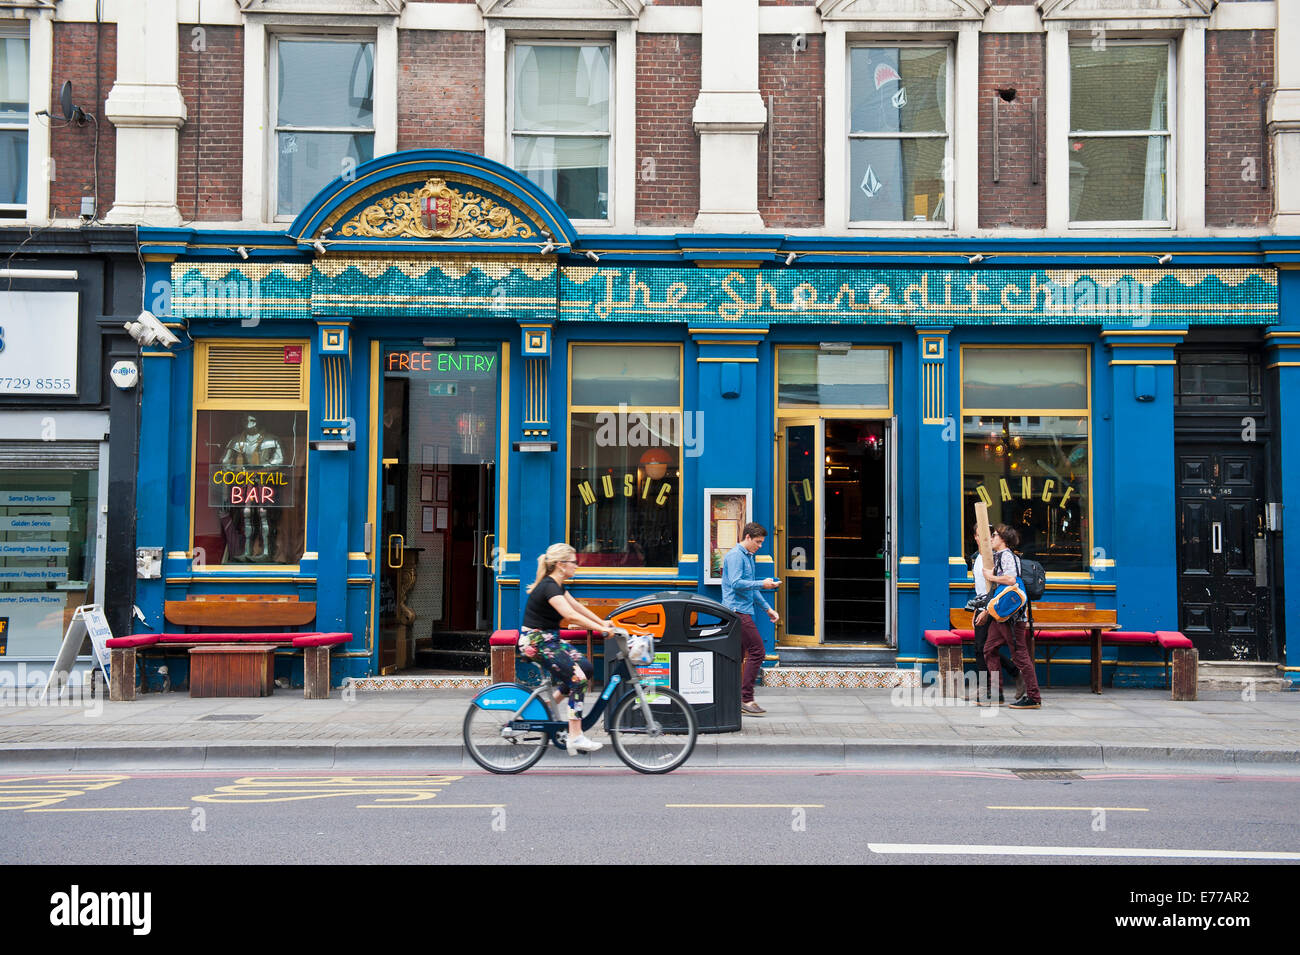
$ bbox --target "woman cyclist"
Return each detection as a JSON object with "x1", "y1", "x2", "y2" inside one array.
[{"x1": 522, "y1": 543, "x2": 615, "y2": 754}]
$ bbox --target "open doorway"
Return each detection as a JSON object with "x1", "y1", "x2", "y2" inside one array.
[
  {"x1": 776, "y1": 417, "x2": 893, "y2": 646},
  {"x1": 378, "y1": 346, "x2": 499, "y2": 674}
]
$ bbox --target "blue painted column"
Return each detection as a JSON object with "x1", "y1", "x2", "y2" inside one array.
[
  {"x1": 915, "y1": 329, "x2": 953, "y2": 643},
  {"x1": 691, "y1": 331, "x2": 769, "y2": 651},
  {"x1": 1105, "y1": 334, "x2": 1182, "y2": 634},
  {"x1": 1267, "y1": 327, "x2": 1300, "y2": 688},
  {"x1": 135, "y1": 349, "x2": 177, "y2": 632},
  {"x1": 313, "y1": 324, "x2": 355, "y2": 639},
  {"x1": 518, "y1": 323, "x2": 555, "y2": 623}
]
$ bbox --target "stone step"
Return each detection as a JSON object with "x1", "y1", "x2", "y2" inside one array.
[
  {"x1": 776, "y1": 645, "x2": 897, "y2": 667},
  {"x1": 1197, "y1": 661, "x2": 1284, "y2": 692}
]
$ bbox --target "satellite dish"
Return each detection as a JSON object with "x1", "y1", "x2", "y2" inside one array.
[{"x1": 58, "y1": 81, "x2": 85, "y2": 125}]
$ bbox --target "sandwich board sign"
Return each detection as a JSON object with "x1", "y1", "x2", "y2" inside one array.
[{"x1": 40, "y1": 604, "x2": 113, "y2": 702}]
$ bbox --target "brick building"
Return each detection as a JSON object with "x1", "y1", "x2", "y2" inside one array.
[{"x1": 4, "y1": 0, "x2": 1296, "y2": 691}]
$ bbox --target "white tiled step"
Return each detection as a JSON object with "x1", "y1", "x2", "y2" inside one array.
[
  {"x1": 346, "y1": 676, "x2": 491, "y2": 692},
  {"x1": 759, "y1": 667, "x2": 920, "y2": 689}
]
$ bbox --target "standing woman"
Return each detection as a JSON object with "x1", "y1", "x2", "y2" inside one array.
[
  {"x1": 521, "y1": 543, "x2": 614, "y2": 754},
  {"x1": 976, "y1": 524, "x2": 1042, "y2": 709}
]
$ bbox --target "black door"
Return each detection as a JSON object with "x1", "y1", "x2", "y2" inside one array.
[{"x1": 1176, "y1": 445, "x2": 1271, "y2": 660}]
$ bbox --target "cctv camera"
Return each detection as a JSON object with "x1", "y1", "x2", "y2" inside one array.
[{"x1": 124, "y1": 310, "x2": 181, "y2": 348}]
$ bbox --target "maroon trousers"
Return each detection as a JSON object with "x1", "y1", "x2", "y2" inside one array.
[
  {"x1": 738, "y1": 613, "x2": 764, "y2": 703},
  {"x1": 983, "y1": 618, "x2": 1041, "y2": 702}
]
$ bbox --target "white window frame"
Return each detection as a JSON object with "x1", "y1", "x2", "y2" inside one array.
[
  {"x1": 506, "y1": 37, "x2": 614, "y2": 228},
  {"x1": 0, "y1": 21, "x2": 32, "y2": 219},
  {"x1": 845, "y1": 41, "x2": 954, "y2": 229},
  {"x1": 1065, "y1": 38, "x2": 1175, "y2": 230},
  {"x1": 267, "y1": 32, "x2": 378, "y2": 223}
]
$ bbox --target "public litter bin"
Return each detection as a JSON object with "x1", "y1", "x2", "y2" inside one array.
[{"x1": 602, "y1": 591, "x2": 742, "y2": 734}]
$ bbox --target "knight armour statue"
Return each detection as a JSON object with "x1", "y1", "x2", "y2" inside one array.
[{"x1": 221, "y1": 415, "x2": 285, "y2": 562}]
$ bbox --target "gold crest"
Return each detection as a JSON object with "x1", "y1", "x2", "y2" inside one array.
[{"x1": 337, "y1": 178, "x2": 536, "y2": 240}]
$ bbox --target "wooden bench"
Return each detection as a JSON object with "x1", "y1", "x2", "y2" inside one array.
[
  {"x1": 189, "y1": 644, "x2": 277, "y2": 698},
  {"x1": 108, "y1": 595, "x2": 350, "y2": 701},
  {"x1": 927, "y1": 602, "x2": 1196, "y2": 701},
  {"x1": 489, "y1": 597, "x2": 633, "y2": 683}
]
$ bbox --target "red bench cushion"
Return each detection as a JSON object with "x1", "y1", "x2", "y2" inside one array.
[
  {"x1": 1106, "y1": 630, "x2": 1157, "y2": 644},
  {"x1": 158, "y1": 633, "x2": 296, "y2": 644},
  {"x1": 105, "y1": 635, "x2": 160, "y2": 648},
  {"x1": 1156, "y1": 630, "x2": 1194, "y2": 649},
  {"x1": 923, "y1": 629, "x2": 962, "y2": 646},
  {"x1": 490, "y1": 629, "x2": 520, "y2": 647},
  {"x1": 291, "y1": 633, "x2": 352, "y2": 648}
]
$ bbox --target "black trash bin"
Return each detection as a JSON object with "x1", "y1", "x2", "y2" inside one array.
[{"x1": 602, "y1": 591, "x2": 742, "y2": 734}]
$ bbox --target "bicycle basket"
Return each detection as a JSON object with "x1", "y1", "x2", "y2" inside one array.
[{"x1": 626, "y1": 633, "x2": 655, "y2": 665}]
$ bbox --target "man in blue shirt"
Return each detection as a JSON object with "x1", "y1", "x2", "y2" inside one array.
[{"x1": 721, "y1": 522, "x2": 780, "y2": 716}]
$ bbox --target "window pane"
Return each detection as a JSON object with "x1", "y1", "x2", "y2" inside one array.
[
  {"x1": 849, "y1": 136, "x2": 946, "y2": 222},
  {"x1": 571, "y1": 345, "x2": 679, "y2": 407},
  {"x1": 1071, "y1": 45, "x2": 1168, "y2": 133},
  {"x1": 0, "y1": 468, "x2": 97, "y2": 657},
  {"x1": 963, "y1": 416, "x2": 1089, "y2": 572},
  {"x1": 963, "y1": 349, "x2": 1087, "y2": 410},
  {"x1": 515, "y1": 135, "x2": 608, "y2": 221},
  {"x1": 569, "y1": 413, "x2": 679, "y2": 568},
  {"x1": 514, "y1": 44, "x2": 610, "y2": 133},
  {"x1": 194, "y1": 410, "x2": 308, "y2": 565},
  {"x1": 778, "y1": 349, "x2": 890, "y2": 408},
  {"x1": 277, "y1": 40, "x2": 374, "y2": 128},
  {"x1": 849, "y1": 47, "x2": 946, "y2": 134},
  {"x1": 0, "y1": 37, "x2": 29, "y2": 123},
  {"x1": 1176, "y1": 356, "x2": 1260, "y2": 407},
  {"x1": 277, "y1": 131, "x2": 374, "y2": 217},
  {"x1": 0, "y1": 129, "x2": 26, "y2": 204},
  {"x1": 1069, "y1": 135, "x2": 1166, "y2": 221}
]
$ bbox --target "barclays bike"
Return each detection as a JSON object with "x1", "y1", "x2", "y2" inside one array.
[{"x1": 463, "y1": 628, "x2": 698, "y2": 774}]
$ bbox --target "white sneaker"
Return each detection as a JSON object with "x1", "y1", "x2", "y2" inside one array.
[{"x1": 566, "y1": 734, "x2": 603, "y2": 756}]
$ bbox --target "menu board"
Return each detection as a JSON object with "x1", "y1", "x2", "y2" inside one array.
[{"x1": 703, "y1": 488, "x2": 753, "y2": 585}]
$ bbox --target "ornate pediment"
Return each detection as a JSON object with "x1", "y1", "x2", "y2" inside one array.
[
  {"x1": 1036, "y1": 0, "x2": 1214, "y2": 20},
  {"x1": 238, "y1": 0, "x2": 404, "y2": 15},
  {"x1": 817, "y1": 0, "x2": 989, "y2": 21},
  {"x1": 477, "y1": 0, "x2": 643, "y2": 20},
  {"x1": 332, "y1": 178, "x2": 537, "y2": 242}
]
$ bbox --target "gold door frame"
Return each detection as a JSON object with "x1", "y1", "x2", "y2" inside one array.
[{"x1": 776, "y1": 418, "x2": 821, "y2": 647}]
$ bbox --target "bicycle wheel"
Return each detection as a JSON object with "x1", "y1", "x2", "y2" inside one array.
[
  {"x1": 609, "y1": 686, "x2": 698, "y2": 774},
  {"x1": 462, "y1": 700, "x2": 548, "y2": 774}
]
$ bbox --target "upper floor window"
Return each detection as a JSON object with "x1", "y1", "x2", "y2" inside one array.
[
  {"x1": 272, "y1": 36, "x2": 374, "y2": 219},
  {"x1": 848, "y1": 44, "x2": 951, "y2": 227},
  {"x1": 1069, "y1": 41, "x2": 1171, "y2": 226},
  {"x1": 511, "y1": 42, "x2": 611, "y2": 223},
  {"x1": 0, "y1": 34, "x2": 29, "y2": 216}
]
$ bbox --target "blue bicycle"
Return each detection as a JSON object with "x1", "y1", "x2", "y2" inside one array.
[{"x1": 463, "y1": 629, "x2": 698, "y2": 774}]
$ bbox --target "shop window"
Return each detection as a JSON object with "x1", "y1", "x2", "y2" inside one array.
[
  {"x1": 568, "y1": 344, "x2": 680, "y2": 568},
  {"x1": 848, "y1": 45, "x2": 951, "y2": 226},
  {"x1": 0, "y1": 33, "x2": 28, "y2": 216},
  {"x1": 0, "y1": 466, "x2": 98, "y2": 657},
  {"x1": 192, "y1": 342, "x2": 309, "y2": 566},
  {"x1": 272, "y1": 36, "x2": 375, "y2": 219},
  {"x1": 511, "y1": 42, "x2": 611, "y2": 223},
  {"x1": 1069, "y1": 41, "x2": 1171, "y2": 226},
  {"x1": 777, "y1": 347, "x2": 891, "y2": 409},
  {"x1": 961, "y1": 347, "x2": 1090, "y2": 572}
]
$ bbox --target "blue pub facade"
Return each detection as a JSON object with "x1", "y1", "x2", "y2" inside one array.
[{"x1": 134, "y1": 150, "x2": 1298, "y2": 690}]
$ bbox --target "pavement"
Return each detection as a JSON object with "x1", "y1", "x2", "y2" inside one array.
[{"x1": 2, "y1": 681, "x2": 1298, "y2": 772}]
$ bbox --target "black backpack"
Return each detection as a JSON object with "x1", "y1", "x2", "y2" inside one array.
[{"x1": 1019, "y1": 557, "x2": 1046, "y2": 602}]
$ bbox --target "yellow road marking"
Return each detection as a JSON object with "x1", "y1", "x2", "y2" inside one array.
[
  {"x1": 357, "y1": 804, "x2": 506, "y2": 809},
  {"x1": 192, "y1": 775, "x2": 463, "y2": 805},
  {"x1": 986, "y1": 806, "x2": 1148, "y2": 812},
  {"x1": 0, "y1": 775, "x2": 129, "y2": 811},
  {"x1": 26, "y1": 806, "x2": 191, "y2": 813},
  {"x1": 666, "y1": 804, "x2": 825, "y2": 809}
]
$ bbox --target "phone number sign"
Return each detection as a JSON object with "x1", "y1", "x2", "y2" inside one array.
[{"x1": 0, "y1": 291, "x2": 79, "y2": 395}]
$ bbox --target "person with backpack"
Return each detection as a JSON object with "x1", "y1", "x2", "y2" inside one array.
[
  {"x1": 969, "y1": 527, "x2": 1022, "y2": 703},
  {"x1": 975, "y1": 524, "x2": 1042, "y2": 709}
]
